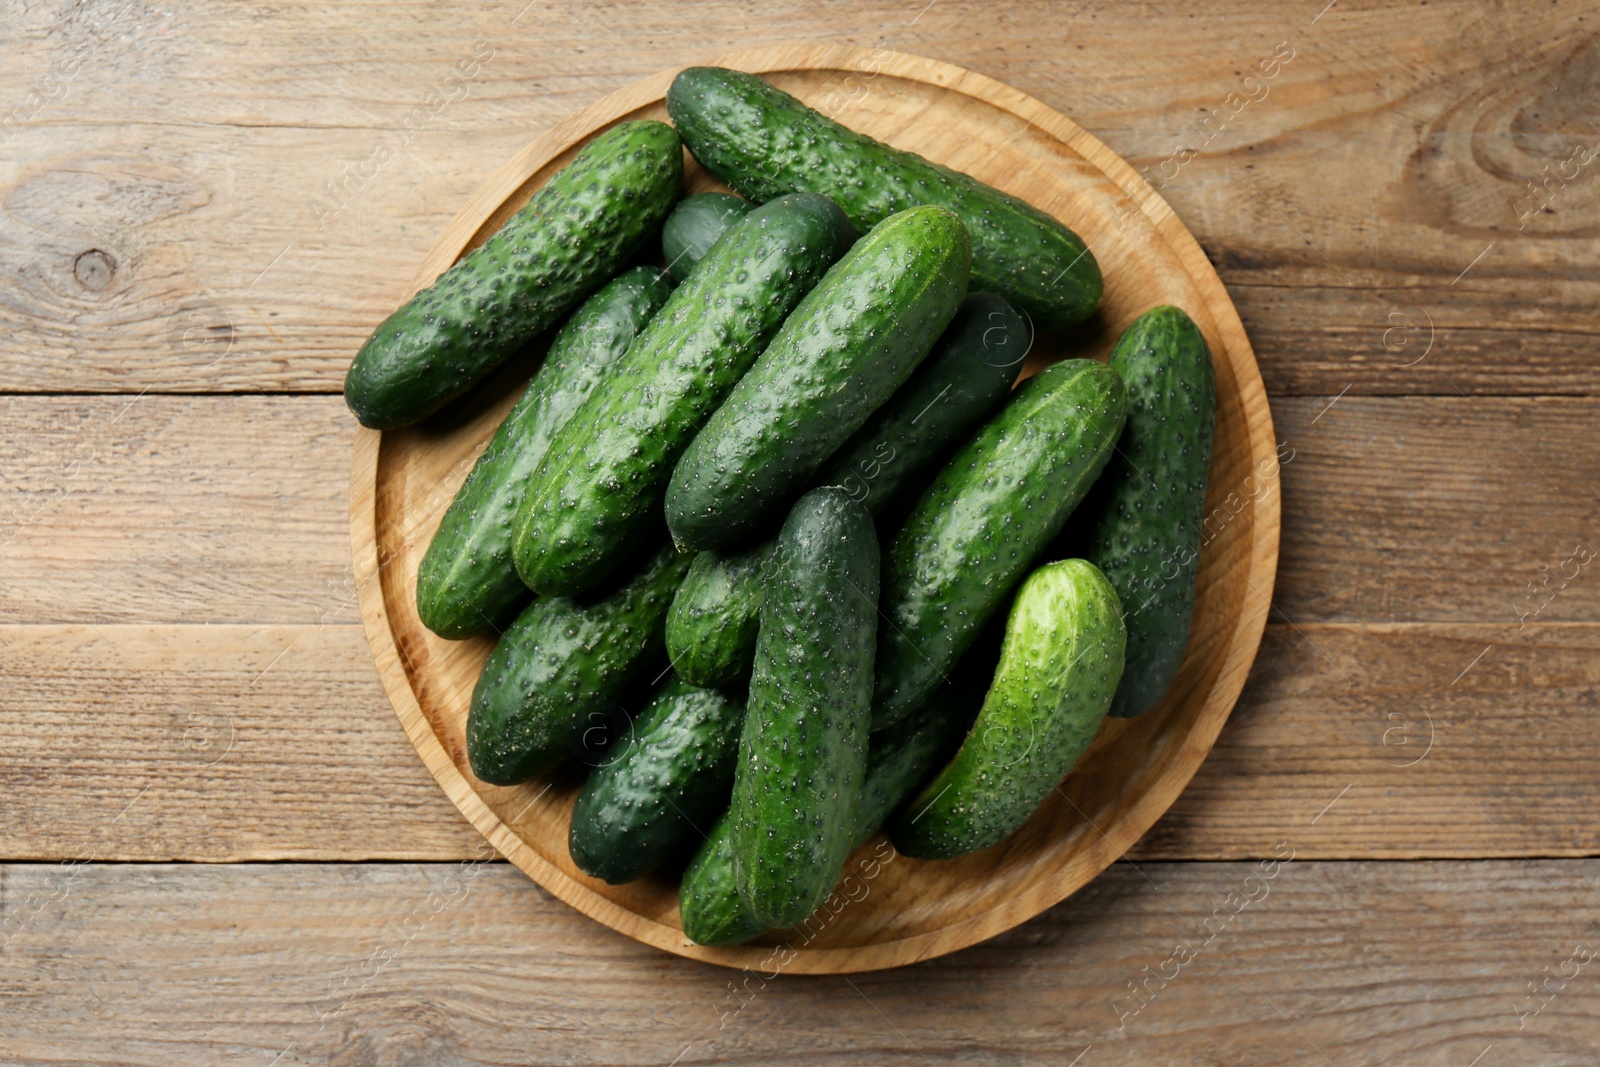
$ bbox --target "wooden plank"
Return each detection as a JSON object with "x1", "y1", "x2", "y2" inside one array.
[
  {"x1": 0, "y1": 1, "x2": 1593, "y2": 394},
  {"x1": 4, "y1": 393, "x2": 1597, "y2": 626},
  {"x1": 1, "y1": 859, "x2": 1595, "y2": 1064},
  {"x1": 2, "y1": 621, "x2": 1596, "y2": 863}
]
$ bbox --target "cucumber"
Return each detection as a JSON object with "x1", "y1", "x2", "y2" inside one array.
[
  {"x1": 663, "y1": 292, "x2": 1027, "y2": 686},
  {"x1": 513, "y1": 193, "x2": 856, "y2": 597},
  {"x1": 666, "y1": 206, "x2": 971, "y2": 551},
  {"x1": 890, "y1": 559, "x2": 1125, "y2": 859},
  {"x1": 1054, "y1": 306, "x2": 1216, "y2": 717},
  {"x1": 731, "y1": 488, "x2": 878, "y2": 929},
  {"x1": 416, "y1": 268, "x2": 675, "y2": 639},
  {"x1": 466, "y1": 545, "x2": 690, "y2": 786},
  {"x1": 667, "y1": 67, "x2": 1101, "y2": 329},
  {"x1": 661, "y1": 192, "x2": 753, "y2": 280},
  {"x1": 873, "y1": 359, "x2": 1127, "y2": 729},
  {"x1": 679, "y1": 683, "x2": 977, "y2": 946},
  {"x1": 664, "y1": 542, "x2": 767, "y2": 688},
  {"x1": 345, "y1": 122, "x2": 683, "y2": 429},
  {"x1": 568, "y1": 675, "x2": 743, "y2": 884},
  {"x1": 815, "y1": 292, "x2": 1027, "y2": 517}
]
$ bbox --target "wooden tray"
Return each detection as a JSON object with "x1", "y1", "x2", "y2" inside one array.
[{"x1": 349, "y1": 43, "x2": 1279, "y2": 973}]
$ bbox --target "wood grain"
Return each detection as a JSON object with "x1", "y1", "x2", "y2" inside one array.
[
  {"x1": 4, "y1": 393, "x2": 1596, "y2": 626},
  {"x1": 0, "y1": 2, "x2": 1593, "y2": 395},
  {"x1": 2, "y1": 859, "x2": 1596, "y2": 1065},
  {"x1": 3, "y1": 621, "x2": 1595, "y2": 863},
  {"x1": 350, "y1": 43, "x2": 1278, "y2": 972}
]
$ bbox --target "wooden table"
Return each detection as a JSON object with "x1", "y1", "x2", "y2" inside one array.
[{"x1": 3, "y1": 2, "x2": 1595, "y2": 1063}]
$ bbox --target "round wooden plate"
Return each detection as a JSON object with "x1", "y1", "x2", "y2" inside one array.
[{"x1": 350, "y1": 44, "x2": 1279, "y2": 973}]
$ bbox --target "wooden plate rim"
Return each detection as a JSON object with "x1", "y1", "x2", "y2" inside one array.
[{"x1": 349, "y1": 42, "x2": 1280, "y2": 973}]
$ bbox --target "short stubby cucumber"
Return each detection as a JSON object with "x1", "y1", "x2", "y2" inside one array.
[
  {"x1": 416, "y1": 267, "x2": 675, "y2": 639},
  {"x1": 1054, "y1": 306, "x2": 1216, "y2": 718},
  {"x1": 873, "y1": 359, "x2": 1127, "y2": 729},
  {"x1": 661, "y1": 192, "x2": 753, "y2": 280},
  {"x1": 667, "y1": 67, "x2": 1101, "y2": 329},
  {"x1": 679, "y1": 683, "x2": 976, "y2": 946},
  {"x1": 664, "y1": 542, "x2": 768, "y2": 688},
  {"x1": 731, "y1": 488, "x2": 878, "y2": 929},
  {"x1": 666, "y1": 206, "x2": 971, "y2": 551},
  {"x1": 816, "y1": 291, "x2": 1027, "y2": 518},
  {"x1": 513, "y1": 193, "x2": 856, "y2": 597},
  {"x1": 568, "y1": 675, "x2": 743, "y2": 884},
  {"x1": 664, "y1": 292, "x2": 1027, "y2": 687},
  {"x1": 466, "y1": 545, "x2": 690, "y2": 786},
  {"x1": 890, "y1": 559, "x2": 1125, "y2": 859},
  {"x1": 345, "y1": 122, "x2": 682, "y2": 429}
]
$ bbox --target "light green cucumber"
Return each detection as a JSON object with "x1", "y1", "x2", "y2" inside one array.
[
  {"x1": 889, "y1": 559, "x2": 1126, "y2": 859},
  {"x1": 873, "y1": 359, "x2": 1127, "y2": 729}
]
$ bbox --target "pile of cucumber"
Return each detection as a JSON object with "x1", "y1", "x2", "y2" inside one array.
[{"x1": 345, "y1": 67, "x2": 1216, "y2": 947}]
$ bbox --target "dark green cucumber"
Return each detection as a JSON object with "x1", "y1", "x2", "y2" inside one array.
[
  {"x1": 873, "y1": 359, "x2": 1127, "y2": 729},
  {"x1": 345, "y1": 122, "x2": 682, "y2": 429},
  {"x1": 680, "y1": 683, "x2": 977, "y2": 947},
  {"x1": 890, "y1": 559, "x2": 1125, "y2": 859},
  {"x1": 667, "y1": 67, "x2": 1101, "y2": 329},
  {"x1": 513, "y1": 193, "x2": 856, "y2": 597},
  {"x1": 731, "y1": 488, "x2": 877, "y2": 929},
  {"x1": 1054, "y1": 306, "x2": 1216, "y2": 718},
  {"x1": 416, "y1": 267, "x2": 675, "y2": 639},
  {"x1": 664, "y1": 542, "x2": 767, "y2": 688},
  {"x1": 661, "y1": 192, "x2": 753, "y2": 280},
  {"x1": 666, "y1": 206, "x2": 971, "y2": 550},
  {"x1": 466, "y1": 545, "x2": 690, "y2": 786},
  {"x1": 816, "y1": 292, "x2": 1028, "y2": 517},
  {"x1": 663, "y1": 292, "x2": 1027, "y2": 686},
  {"x1": 568, "y1": 675, "x2": 743, "y2": 884}
]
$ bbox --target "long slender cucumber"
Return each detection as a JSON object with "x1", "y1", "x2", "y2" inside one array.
[
  {"x1": 1053, "y1": 306, "x2": 1216, "y2": 717},
  {"x1": 667, "y1": 67, "x2": 1101, "y2": 328},
  {"x1": 731, "y1": 489, "x2": 878, "y2": 929},
  {"x1": 416, "y1": 267, "x2": 675, "y2": 638},
  {"x1": 512, "y1": 193, "x2": 856, "y2": 597}
]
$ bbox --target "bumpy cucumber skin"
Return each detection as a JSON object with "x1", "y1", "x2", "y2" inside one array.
[
  {"x1": 416, "y1": 268, "x2": 676, "y2": 639},
  {"x1": 664, "y1": 542, "x2": 768, "y2": 688},
  {"x1": 667, "y1": 206, "x2": 971, "y2": 551},
  {"x1": 568, "y1": 675, "x2": 743, "y2": 884},
  {"x1": 679, "y1": 686, "x2": 973, "y2": 946},
  {"x1": 1056, "y1": 306, "x2": 1216, "y2": 718},
  {"x1": 661, "y1": 192, "x2": 753, "y2": 280},
  {"x1": 666, "y1": 291, "x2": 1028, "y2": 687},
  {"x1": 816, "y1": 292, "x2": 1027, "y2": 517},
  {"x1": 873, "y1": 359, "x2": 1128, "y2": 730},
  {"x1": 891, "y1": 560, "x2": 1125, "y2": 859},
  {"x1": 666, "y1": 68, "x2": 1101, "y2": 330},
  {"x1": 512, "y1": 193, "x2": 856, "y2": 597},
  {"x1": 466, "y1": 546, "x2": 690, "y2": 786},
  {"x1": 345, "y1": 122, "x2": 683, "y2": 429},
  {"x1": 731, "y1": 489, "x2": 878, "y2": 929}
]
